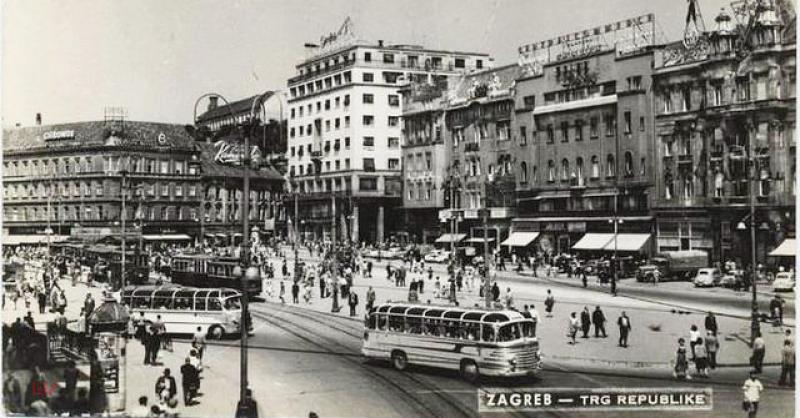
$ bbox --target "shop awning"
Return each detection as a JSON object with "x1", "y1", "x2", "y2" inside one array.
[
  {"x1": 572, "y1": 233, "x2": 615, "y2": 251},
  {"x1": 142, "y1": 234, "x2": 192, "y2": 241},
  {"x1": 501, "y1": 232, "x2": 540, "y2": 247},
  {"x1": 435, "y1": 233, "x2": 467, "y2": 244},
  {"x1": 2, "y1": 235, "x2": 69, "y2": 245},
  {"x1": 769, "y1": 239, "x2": 796, "y2": 257},
  {"x1": 466, "y1": 237, "x2": 496, "y2": 243},
  {"x1": 601, "y1": 233, "x2": 651, "y2": 252}
]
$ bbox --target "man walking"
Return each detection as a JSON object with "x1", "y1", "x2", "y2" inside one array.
[
  {"x1": 704, "y1": 312, "x2": 718, "y2": 336},
  {"x1": 580, "y1": 307, "x2": 591, "y2": 338},
  {"x1": 592, "y1": 306, "x2": 607, "y2": 338},
  {"x1": 752, "y1": 332, "x2": 766, "y2": 373},
  {"x1": 779, "y1": 340, "x2": 795, "y2": 386},
  {"x1": 742, "y1": 371, "x2": 763, "y2": 418},
  {"x1": 191, "y1": 327, "x2": 206, "y2": 361},
  {"x1": 83, "y1": 294, "x2": 95, "y2": 318},
  {"x1": 705, "y1": 330, "x2": 719, "y2": 370},
  {"x1": 544, "y1": 290, "x2": 555, "y2": 318},
  {"x1": 617, "y1": 311, "x2": 632, "y2": 348},
  {"x1": 366, "y1": 286, "x2": 376, "y2": 312},
  {"x1": 180, "y1": 358, "x2": 199, "y2": 406},
  {"x1": 292, "y1": 280, "x2": 300, "y2": 304},
  {"x1": 154, "y1": 368, "x2": 177, "y2": 403},
  {"x1": 348, "y1": 290, "x2": 359, "y2": 317}
]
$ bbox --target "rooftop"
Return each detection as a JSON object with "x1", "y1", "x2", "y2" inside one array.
[{"x1": 195, "y1": 92, "x2": 275, "y2": 124}]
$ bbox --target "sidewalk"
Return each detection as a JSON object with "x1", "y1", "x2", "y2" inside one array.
[
  {"x1": 262, "y1": 251, "x2": 793, "y2": 379},
  {"x1": 3, "y1": 278, "x2": 106, "y2": 330}
]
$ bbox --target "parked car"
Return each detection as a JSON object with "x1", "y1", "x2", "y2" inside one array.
[
  {"x1": 382, "y1": 247, "x2": 405, "y2": 259},
  {"x1": 772, "y1": 272, "x2": 796, "y2": 292},
  {"x1": 693, "y1": 268, "x2": 722, "y2": 287},
  {"x1": 424, "y1": 250, "x2": 451, "y2": 263}
]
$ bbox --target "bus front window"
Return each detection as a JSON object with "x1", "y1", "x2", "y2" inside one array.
[
  {"x1": 521, "y1": 320, "x2": 536, "y2": 338},
  {"x1": 223, "y1": 297, "x2": 241, "y2": 310}
]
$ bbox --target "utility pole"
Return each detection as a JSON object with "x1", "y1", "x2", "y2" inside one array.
[
  {"x1": 748, "y1": 120, "x2": 760, "y2": 347},
  {"x1": 331, "y1": 193, "x2": 340, "y2": 312},
  {"x1": 238, "y1": 120, "x2": 252, "y2": 416},
  {"x1": 121, "y1": 168, "x2": 127, "y2": 291},
  {"x1": 482, "y1": 206, "x2": 491, "y2": 308},
  {"x1": 294, "y1": 192, "x2": 299, "y2": 263}
]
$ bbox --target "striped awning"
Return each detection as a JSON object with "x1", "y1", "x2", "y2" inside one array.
[
  {"x1": 601, "y1": 233, "x2": 651, "y2": 252},
  {"x1": 769, "y1": 239, "x2": 796, "y2": 257},
  {"x1": 435, "y1": 233, "x2": 467, "y2": 244},
  {"x1": 572, "y1": 233, "x2": 615, "y2": 250},
  {"x1": 501, "y1": 232, "x2": 540, "y2": 247}
]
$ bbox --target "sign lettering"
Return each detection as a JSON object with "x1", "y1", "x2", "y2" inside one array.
[
  {"x1": 213, "y1": 140, "x2": 262, "y2": 165},
  {"x1": 43, "y1": 130, "x2": 75, "y2": 141}
]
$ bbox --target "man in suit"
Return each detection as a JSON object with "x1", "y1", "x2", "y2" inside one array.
[
  {"x1": 592, "y1": 306, "x2": 607, "y2": 338},
  {"x1": 154, "y1": 368, "x2": 177, "y2": 403},
  {"x1": 180, "y1": 358, "x2": 199, "y2": 406},
  {"x1": 580, "y1": 307, "x2": 591, "y2": 338},
  {"x1": 617, "y1": 311, "x2": 632, "y2": 348},
  {"x1": 704, "y1": 311, "x2": 718, "y2": 336}
]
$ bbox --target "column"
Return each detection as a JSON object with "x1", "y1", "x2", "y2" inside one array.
[
  {"x1": 351, "y1": 203, "x2": 360, "y2": 244},
  {"x1": 377, "y1": 205, "x2": 385, "y2": 243}
]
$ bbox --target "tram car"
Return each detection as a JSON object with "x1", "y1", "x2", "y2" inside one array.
[{"x1": 171, "y1": 253, "x2": 262, "y2": 297}]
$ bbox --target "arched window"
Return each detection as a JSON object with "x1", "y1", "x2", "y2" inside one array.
[
  {"x1": 561, "y1": 159, "x2": 570, "y2": 180},
  {"x1": 624, "y1": 152, "x2": 634, "y2": 176},
  {"x1": 591, "y1": 156, "x2": 599, "y2": 178},
  {"x1": 683, "y1": 176, "x2": 694, "y2": 199},
  {"x1": 547, "y1": 160, "x2": 555, "y2": 182},
  {"x1": 576, "y1": 157, "x2": 584, "y2": 185},
  {"x1": 532, "y1": 165, "x2": 538, "y2": 184},
  {"x1": 520, "y1": 162, "x2": 528, "y2": 183},
  {"x1": 640, "y1": 157, "x2": 646, "y2": 176},
  {"x1": 606, "y1": 154, "x2": 616, "y2": 177}
]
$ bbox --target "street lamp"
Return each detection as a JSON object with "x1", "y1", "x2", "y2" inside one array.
[{"x1": 737, "y1": 215, "x2": 769, "y2": 347}]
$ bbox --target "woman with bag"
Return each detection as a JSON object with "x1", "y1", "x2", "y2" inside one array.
[{"x1": 673, "y1": 338, "x2": 691, "y2": 380}]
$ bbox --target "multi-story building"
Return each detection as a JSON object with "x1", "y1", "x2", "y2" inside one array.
[
  {"x1": 651, "y1": 4, "x2": 795, "y2": 267},
  {"x1": 2, "y1": 118, "x2": 284, "y2": 244},
  {"x1": 441, "y1": 64, "x2": 522, "y2": 252},
  {"x1": 285, "y1": 23, "x2": 491, "y2": 243},
  {"x1": 511, "y1": 14, "x2": 659, "y2": 257},
  {"x1": 400, "y1": 77, "x2": 451, "y2": 244}
]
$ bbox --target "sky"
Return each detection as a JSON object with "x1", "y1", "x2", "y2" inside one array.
[{"x1": 2, "y1": 0, "x2": 736, "y2": 127}]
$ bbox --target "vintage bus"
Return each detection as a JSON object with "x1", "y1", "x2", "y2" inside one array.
[
  {"x1": 170, "y1": 254, "x2": 262, "y2": 296},
  {"x1": 362, "y1": 303, "x2": 542, "y2": 382},
  {"x1": 120, "y1": 285, "x2": 250, "y2": 339}
]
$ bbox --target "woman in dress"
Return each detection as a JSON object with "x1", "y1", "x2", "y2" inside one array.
[{"x1": 673, "y1": 338, "x2": 691, "y2": 380}]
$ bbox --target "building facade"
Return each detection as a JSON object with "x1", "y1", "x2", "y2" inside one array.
[
  {"x1": 511, "y1": 14, "x2": 659, "y2": 257},
  {"x1": 285, "y1": 29, "x2": 491, "y2": 243},
  {"x1": 651, "y1": 4, "x2": 796, "y2": 267}
]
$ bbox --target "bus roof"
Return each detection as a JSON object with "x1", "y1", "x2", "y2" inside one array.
[
  {"x1": 122, "y1": 284, "x2": 241, "y2": 298},
  {"x1": 372, "y1": 302, "x2": 526, "y2": 323}
]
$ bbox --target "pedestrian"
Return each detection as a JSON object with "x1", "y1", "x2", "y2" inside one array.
[
  {"x1": 24, "y1": 366, "x2": 47, "y2": 407},
  {"x1": 742, "y1": 371, "x2": 763, "y2": 418},
  {"x1": 142, "y1": 326, "x2": 152, "y2": 365},
  {"x1": 504, "y1": 287, "x2": 514, "y2": 309},
  {"x1": 779, "y1": 339, "x2": 795, "y2": 387},
  {"x1": 490, "y1": 282, "x2": 500, "y2": 302},
  {"x1": 149, "y1": 326, "x2": 161, "y2": 365},
  {"x1": 527, "y1": 304, "x2": 539, "y2": 336},
  {"x1": 154, "y1": 315, "x2": 170, "y2": 352},
  {"x1": 704, "y1": 312, "x2": 718, "y2": 336},
  {"x1": 180, "y1": 358, "x2": 199, "y2": 406},
  {"x1": 366, "y1": 286, "x2": 376, "y2": 312},
  {"x1": 292, "y1": 280, "x2": 300, "y2": 304},
  {"x1": 64, "y1": 360, "x2": 79, "y2": 402},
  {"x1": 567, "y1": 312, "x2": 579, "y2": 345},
  {"x1": 592, "y1": 306, "x2": 607, "y2": 338},
  {"x1": 36, "y1": 291, "x2": 46, "y2": 315},
  {"x1": 694, "y1": 338, "x2": 709, "y2": 378},
  {"x1": 580, "y1": 307, "x2": 591, "y2": 338},
  {"x1": 581, "y1": 271, "x2": 587, "y2": 288},
  {"x1": 705, "y1": 330, "x2": 719, "y2": 370},
  {"x1": 154, "y1": 368, "x2": 177, "y2": 403},
  {"x1": 673, "y1": 338, "x2": 691, "y2": 380},
  {"x1": 348, "y1": 290, "x2": 359, "y2": 317},
  {"x1": 784, "y1": 329, "x2": 794, "y2": 348},
  {"x1": 192, "y1": 326, "x2": 206, "y2": 361},
  {"x1": 3, "y1": 374, "x2": 23, "y2": 413},
  {"x1": 617, "y1": 311, "x2": 632, "y2": 348},
  {"x1": 84, "y1": 294, "x2": 96, "y2": 317},
  {"x1": 279, "y1": 279, "x2": 286, "y2": 304},
  {"x1": 544, "y1": 290, "x2": 555, "y2": 318},
  {"x1": 319, "y1": 275, "x2": 326, "y2": 299},
  {"x1": 131, "y1": 396, "x2": 149, "y2": 418},
  {"x1": 751, "y1": 332, "x2": 766, "y2": 373},
  {"x1": 689, "y1": 324, "x2": 701, "y2": 358}
]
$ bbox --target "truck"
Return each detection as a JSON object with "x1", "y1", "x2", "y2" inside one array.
[{"x1": 636, "y1": 250, "x2": 708, "y2": 282}]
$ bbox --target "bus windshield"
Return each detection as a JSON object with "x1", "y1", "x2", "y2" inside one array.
[
  {"x1": 498, "y1": 321, "x2": 535, "y2": 342},
  {"x1": 224, "y1": 296, "x2": 242, "y2": 311}
]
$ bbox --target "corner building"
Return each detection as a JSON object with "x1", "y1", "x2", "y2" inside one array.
[{"x1": 286, "y1": 37, "x2": 490, "y2": 243}]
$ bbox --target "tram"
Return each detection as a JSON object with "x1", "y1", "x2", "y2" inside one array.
[{"x1": 170, "y1": 254, "x2": 262, "y2": 296}]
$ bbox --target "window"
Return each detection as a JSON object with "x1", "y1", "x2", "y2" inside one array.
[
  {"x1": 383, "y1": 53, "x2": 394, "y2": 63},
  {"x1": 606, "y1": 154, "x2": 616, "y2": 177},
  {"x1": 363, "y1": 72, "x2": 374, "y2": 82},
  {"x1": 476, "y1": 59, "x2": 483, "y2": 69},
  {"x1": 388, "y1": 116, "x2": 399, "y2": 127},
  {"x1": 95, "y1": 181, "x2": 103, "y2": 196},
  {"x1": 324, "y1": 99, "x2": 330, "y2": 110},
  {"x1": 591, "y1": 156, "x2": 600, "y2": 178},
  {"x1": 335, "y1": 118, "x2": 341, "y2": 130},
  {"x1": 639, "y1": 116, "x2": 645, "y2": 132},
  {"x1": 388, "y1": 94, "x2": 399, "y2": 107},
  {"x1": 388, "y1": 158, "x2": 400, "y2": 170},
  {"x1": 546, "y1": 124, "x2": 555, "y2": 144},
  {"x1": 363, "y1": 115, "x2": 374, "y2": 126},
  {"x1": 345, "y1": 158, "x2": 351, "y2": 170},
  {"x1": 547, "y1": 160, "x2": 555, "y2": 182},
  {"x1": 325, "y1": 120, "x2": 331, "y2": 131},
  {"x1": 345, "y1": 137, "x2": 351, "y2": 148},
  {"x1": 560, "y1": 121, "x2": 569, "y2": 142},
  {"x1": 175, "y1": 184, "x2": 183, "y2": 197},
  {"x1": 575, "y1": 157, "x2": 584, "y2": 185},
  {"x1": 364, "y1": 52, "x2": 371, "y2": 62},
  {"x1": 359, "y1": 176, "x2": 377, "y2": 190},
  {"x1": 519, "y1": 126, "x2": 527, "y2": 145},
  {"x1": 344, "y1": 95, "x2": 350, "y2": 107},
  {"x1": 363, "y1": 93, "x2": 374, "y2": 104},
  {"x1": 520, "y1": 162, "x2": 528, "y2": 183},
  {"x1": 604, "y1": 114, "x2": 616, "y2": 136},
  {"x1": 454, "y1": 58, "x2": 465, "y2": 68},
  {"x1": 662, "y1": 91, "x2": 672, "y2": 113},
  {"x1": 425, "y1": 152, "x2": 432, "y2": 170},
  {"x1": 713, "y1": 84, "x2": 723, "y2": 106},
  {"x1": 681, "y1": 87, "x2": 692, "y2": 111},
  {"x1": 335, "y1": 160, "x2": 341, "y2": 171},
  {"x1": 589, "y1": 117, "x2": 598, "y2": 138},
  {"x1": 624, "y1": 152, "x2": 634, "y2": 176},
  {"x1": 388, "y1": 137, "x2": 400, "y2": 148},
  {"x1": 561, "y1": 159, "x2": 570, "y2": 180},
  {"x1": 624, "y1": 111, "x2": 632, "y2": 134},
  {"x1": 161, "y1": 183, "x2": 170, "y2": 197},
  {"x1": 160, "y1": 160, "x2": 169, "y2": 174},
  {"x1": 640, "y1": 157, "x2": 646, "y2": 177},
  {"x1": 363, "y1": 136, "x2": 374, "y2": 147}
]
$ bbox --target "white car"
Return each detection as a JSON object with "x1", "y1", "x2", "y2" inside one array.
[
  {"x1": 693, "y1": 268, "x2": 721, "y2": 287},
  {"x1": 772, "y1": 272, "x2": 795, "y2": 292},
  {"x1": 424, "y1": 250, "x2": 451, "y2": 263},
  {"x1": 383, "y1": 247, "x2": 406, "y2": 259}
]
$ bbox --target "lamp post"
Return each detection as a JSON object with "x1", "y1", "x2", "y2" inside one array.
[
  {"x1": 120, "y1": 167, "x2": 127, "y2": 291},
  {"x1": 331, "y1": 193, "x2": 341, "y2": 313}
]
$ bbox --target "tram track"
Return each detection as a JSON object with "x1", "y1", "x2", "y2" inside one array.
[{"x1": 250, "y1": 307, "x2": 477, "y2": 418}]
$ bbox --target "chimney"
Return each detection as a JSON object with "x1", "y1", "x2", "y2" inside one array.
[
  {"x1": 207, "y1": 96, "x2": 219, "y2": 112},
  {"x1": 378, "y1": 40, "x2": 384, "y2": 47},
  {"x1": 35, "y1": 113, "x2": 42, "y2": 125}
]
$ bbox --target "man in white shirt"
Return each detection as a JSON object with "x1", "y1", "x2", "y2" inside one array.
[
  {"x1": 742, "y1": 371, "x2": 763, "y2": 418},
  {"x1": 131, "y1": 396, "x2": 150, "y2": 417}
]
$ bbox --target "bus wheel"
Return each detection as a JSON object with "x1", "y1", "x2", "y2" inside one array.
[
  {"x1": 391, "y1": 350, "x2": 408, "y2": 371},
  {"x1": 208, "y1": 325, "x2": 224, "y2": 340},
  {"x1": 460, "y1": 360, "x2": 480, "y2": 384}
]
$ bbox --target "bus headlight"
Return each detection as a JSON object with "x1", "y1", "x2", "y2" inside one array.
[{"x1": 508, "y1": 358, "x2": 517, "y2": 371}]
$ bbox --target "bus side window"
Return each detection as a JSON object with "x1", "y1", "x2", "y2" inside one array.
[
  {"x1": 481, "y1": 325, "x2": 496, "y2": 342},
  {"x1": 388, "y1": 314, "x2": 404, "y2": 332},
  {"x1": 406, "y1": 317, "x2": 422, "y2": 334},
  {"x1": 133, "y1": 296, "x2": 149, "y2": 309},
  {"x1": 194, "y1": 298, "x2": 207, "y2": 311},
  {"x1": 366, "y1": 314, "x2": 376, "y2": 329},
  {"x1": 153, "y1": 297, "x2": 171, "y2": 310},
  {"x1": 377, "y1": 314, "x2": 387, "y2": 331},
  {"x1": 208, "y1": 299, "x2": 222, "y2": 311}
]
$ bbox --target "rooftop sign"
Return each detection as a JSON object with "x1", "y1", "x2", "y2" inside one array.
[
  {"x1": 318, "y1": 17, "x2": 355, "y2": 53},
  {"x1": 43, "y1": 130, "x2": 75, "y2": 141}
]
